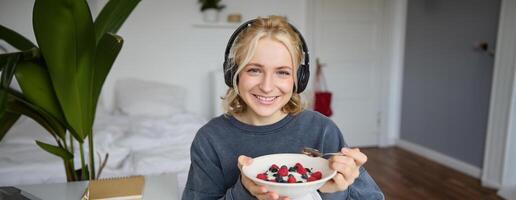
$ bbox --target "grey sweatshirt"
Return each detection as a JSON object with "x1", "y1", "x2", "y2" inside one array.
[{"x1": 182, "y1": 110, "x2": 384, "y2": 200}]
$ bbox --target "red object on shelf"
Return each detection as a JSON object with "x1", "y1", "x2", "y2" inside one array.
[{"x1": 313, "y1": 58, "x2": 333, "y2": 117}]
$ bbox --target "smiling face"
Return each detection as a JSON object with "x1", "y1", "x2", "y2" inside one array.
[{"x1": 236, "y1": 38, "x2": 295, "y2": 125}]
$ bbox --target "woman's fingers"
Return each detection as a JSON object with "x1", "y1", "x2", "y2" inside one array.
[
  {"x1": 333, "y1": 173, "x2": 351, "y2": 191},
  {"x1": 238, "y1": 155, "x2": 253, "y2": 170},
  {"x1": 341, "y1": 148, "x2": 368, "y2": 166},
  {"x1": 254, "y1": 191, "x2": 281, "y2": 200},
  {"x1": 237, "y1": 155, "x2": 288, "y2": 200}
]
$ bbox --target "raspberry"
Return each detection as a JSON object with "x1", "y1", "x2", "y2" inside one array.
[
  {"x1": 257, "y1": 162, "x2": 322, "y2": 184},
  {"x1": 256, "y1": 173, "x2": 267, "y2": 180},
  {"x1": 296, "y1": 166, "x2": 307, "y2": 175},
  {"x1": 269, "y1": 164, "x2": 279, "y2": 172},
  {"x1": 311, "y1": 171, "x2": 322, "y2": 180},
  {"x1": 287, "y1": 175, "x2": 297, "y2": 183},
  {"x1": 295, "y1": 162, "x2": 304, "y2": 169},
  {"x1": 278, "y1": 165, "x2": 288, "y2": 177},
  {"x1": 307, "y1": 176, "x2": 318, "y2": 182}
]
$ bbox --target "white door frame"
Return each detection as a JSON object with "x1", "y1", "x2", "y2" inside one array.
[
  {"x1": 482, "y1": 0, "x2": 516, "y2": 192},
  {"x1": 305, "y1": 0, "x2": 407, "y2": 147}
]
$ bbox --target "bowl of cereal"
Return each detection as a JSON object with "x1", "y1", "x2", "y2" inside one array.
[{"x1": 242, "y1": 153, "x2": 337, "y2": 198}]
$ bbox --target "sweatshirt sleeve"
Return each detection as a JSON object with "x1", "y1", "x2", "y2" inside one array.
[
  {"x1": 181, "y1": 128, "x2": 256, "y2": 200},
  {"x1": 319, "y1": 167, "x2": 385, "y2": 200},
  {"x1": 317, "y1": 116, "x2": 385, "y2": 199}
]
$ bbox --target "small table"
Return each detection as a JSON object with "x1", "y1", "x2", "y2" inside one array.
[{"x1": 16, "y1": 173, "x2": 180, "y2": 200}]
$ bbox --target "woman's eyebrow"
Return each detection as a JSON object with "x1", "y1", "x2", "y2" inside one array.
[
  {"x1": 276, "y1": 66, "x2": 292, "y2": 70},
  {"x1": 246, "y1": 63, "x2": 292, "y2": 69},
  {"x1": 246, "y1": 62, "x2": 263, "y2": 68}
]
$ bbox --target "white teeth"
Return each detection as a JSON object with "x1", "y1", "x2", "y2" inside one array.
[{"x1": 255, "y1": 95, "x2": 276, "y2": 102}]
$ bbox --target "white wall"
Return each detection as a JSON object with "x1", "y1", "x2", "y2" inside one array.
[
  {"x1": 0, "y1": 0, "x2": 36, "y2": 52},
  {"x1": 0, "y1": 0, "x2": 308, "y2": 119},
  {"x1": 94, "y1": 0, "x2": 308, "y2": 118}
]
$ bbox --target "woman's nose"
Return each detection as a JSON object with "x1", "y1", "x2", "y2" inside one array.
[{"x1": 259, "y1": 73, "x2": 274, "y2": 93}]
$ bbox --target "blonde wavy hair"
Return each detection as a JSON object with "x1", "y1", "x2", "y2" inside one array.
[{"x1": 222, "y1": 16, "x2": 305, "y2": 116}]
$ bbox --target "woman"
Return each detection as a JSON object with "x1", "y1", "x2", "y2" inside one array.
[{"x1": 182, "y1": 16, "x2": 384, "y2": 200}]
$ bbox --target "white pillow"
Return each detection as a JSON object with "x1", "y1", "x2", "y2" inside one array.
[{"x1": 114, "y1": 78, "x2": 186, "y2": 117}]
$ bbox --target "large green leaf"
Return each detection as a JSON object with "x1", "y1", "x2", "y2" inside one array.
[
  {"x1": 94, "y1": 0, "x2": 140, "y2": 43},
  {"x1": 0, "y1": 111, "x2": 20, "y2": 141},
  {"x1": 0, "y1": 53, "x2": 19, "y2": 88},
  {"x1": 0, "y1": 25, "x2": 37, "y2": 51},
  {"x1": 15, "y1": 61, "x2": 66, "y2": 125},
  {"x1": 36, "y1": 140, "x2": 73, "y2": 160},
  {"x1": 0, "y1": 89, "x2": 6, "y2": 119},
  {"x1": 7, "y1": 90, "x2": 72, "y2": 142},
  {"x1": 0, "y1": 53, "x2": 20, "y2": 119},
  {"x1": 33, "y1": 0, "x2": 96, "y2": 140},
  {"x1": 92, "y1": 33, "x2": 123, "y2": 114}
]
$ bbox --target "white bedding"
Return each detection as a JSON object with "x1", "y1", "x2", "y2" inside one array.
[{"x1": 0, "y1": 111, "x2": 206, "y2": 187}]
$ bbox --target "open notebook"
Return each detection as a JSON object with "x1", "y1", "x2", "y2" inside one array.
[{"x1": 83, "y1": 176, "x2": 145, "y2": 200}]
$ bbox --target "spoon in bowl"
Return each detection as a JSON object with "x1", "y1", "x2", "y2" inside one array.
[{"x1": 302, "y1": 147, "x2": 342, "y2": 158}]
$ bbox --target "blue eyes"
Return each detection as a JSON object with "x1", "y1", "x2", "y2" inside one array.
[
  {"x1": 277, "y1": 71, "x2": 291, "y2": 76},
  {"x1": 247, "y1": 68, "x2": 260, "y2": 74},
  {"x1": 246, "y1": 68, "x2": 291, "y2": 76}
]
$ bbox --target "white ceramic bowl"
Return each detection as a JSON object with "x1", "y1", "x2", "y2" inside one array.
[{"x1": 242, "y1": 153, "x2": 336, "y2": 198}]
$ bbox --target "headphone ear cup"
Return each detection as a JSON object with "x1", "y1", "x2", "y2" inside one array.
[{"x1": 296, "y1": 64, "x2": 310, "y2": 93}]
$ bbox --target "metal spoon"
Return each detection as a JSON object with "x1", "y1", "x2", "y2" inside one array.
[{"x1": 302, "y1": 147, "x2": 342, "y2": 158}]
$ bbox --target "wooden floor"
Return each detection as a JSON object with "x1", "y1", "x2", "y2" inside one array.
[{"x1": 361, "y1": 147, "x2": 503, "y2": 200}]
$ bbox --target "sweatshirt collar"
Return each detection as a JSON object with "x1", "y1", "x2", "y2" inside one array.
[{"x1": 227, "y1": 114, "x2": 294, "y2": 134}]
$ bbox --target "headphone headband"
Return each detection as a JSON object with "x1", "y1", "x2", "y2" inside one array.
[{"x1": 223, "y1": 18, "x2": 310, "y2": 93}]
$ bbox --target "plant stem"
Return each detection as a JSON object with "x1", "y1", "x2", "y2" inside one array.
[
  {"x1": 62, "y1": 134, "x2": 68, "y2": 152},
  {"x1": 69, "y1": 133, "x2": 74, "y2": 154},
  {"x1": 88, "y1": 132, "x2": 95, "y2": 180},
  {"x1": 79, "y1": 142, "x2": 87, "y2": 180},
  {"x1": 69, "y1": 133, "x2": 77, "y2": 180},
  {"x1": 63, "y1": 160, "x2": 73, "y2": 182}
]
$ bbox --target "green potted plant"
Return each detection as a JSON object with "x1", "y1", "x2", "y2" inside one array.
[
  {"x1": 0, "y1": 0, "x2": 140, "y2": 181},
  {"x1": 198, "y1": 0, "x2": 226, "y2": 22}
]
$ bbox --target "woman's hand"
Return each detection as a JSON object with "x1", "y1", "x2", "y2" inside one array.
[
  {"x1": 238, "y1": 155, "x2": 289, "y2": 200},
  {"x1": 318, "y1": 148, "x2": 367, "y2": 193}
]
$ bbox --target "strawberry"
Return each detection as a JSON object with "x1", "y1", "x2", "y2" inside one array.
[
  {"x1": 278, "y1": 165, "x2": 288, "y2": 177},
  {"x1": 256, "y1": 173, "x2": 268, "y2": 180},
  {"x1": 307, "y1": 176, "x2": 318, "y2": 182},
  {"x1": 311, "y1": 171, "x2": 322, "y2": 180},
  {"x1": 287, "y1": 175, "x2": 297, "y2": 183}
]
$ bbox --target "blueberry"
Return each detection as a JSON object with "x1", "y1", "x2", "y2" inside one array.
[
  {"x1": 289, "y1": 167, "x2": 296, "y2": 172},
  {"x1": 301, "y1": 174, "x2": 308, "y2": 179},
  {"x1": 275, "y1": 176, "x2": 283, "y2": 183},
  {"x1": 273, "y1": 173, "x2": 278, "y2": 177}
]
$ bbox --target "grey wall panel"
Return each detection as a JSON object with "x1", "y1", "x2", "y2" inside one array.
[{"x1": 400, "y1": 0, "x2": 500, "y2": 167}]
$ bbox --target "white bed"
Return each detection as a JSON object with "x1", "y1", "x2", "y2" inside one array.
[{"x1": 0, "y1": 79, "x2": 206, "y2": 194}]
